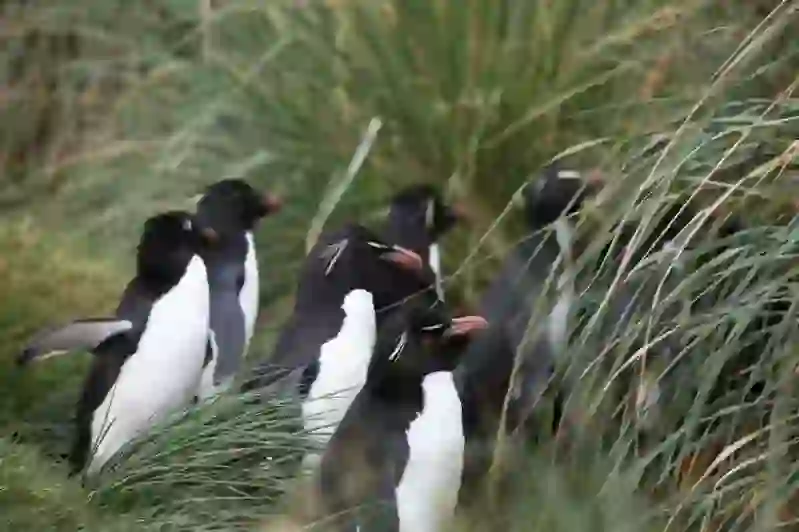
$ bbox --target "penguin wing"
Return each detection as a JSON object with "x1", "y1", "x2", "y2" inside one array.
[
  {"x1": 209, "y1": 286, "x2": 247, "y2": 384},
  {"x1": 17, "y1": 318, "x2": 134, "y2": 366}
]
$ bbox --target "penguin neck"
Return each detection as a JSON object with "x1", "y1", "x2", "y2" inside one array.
[
  {"x1": 136, "y1": 253, "x2": 195, "y2": 296},
  {"x1": 383, "y1": 217, "x2": 432, "y2": 262},
  {"x1": 367, "y1": 358, "x2": 426, "y2": 404},
  {"x1": 204, "y1": 229, "x2": 250, "y2": 258}
]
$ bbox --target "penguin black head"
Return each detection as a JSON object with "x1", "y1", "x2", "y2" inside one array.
[
  {"x1": 387, "y1": 184, "x2": 466, "y2": 244},
  {"x1": 372, "y1": 301, "x2": 489, "y2": 380},
  {"x1": 196, "y1": 178, "x2": 281, "y2": 234},
  {"x1": 137, "y1": 210, "x2": 215, "y2": 284},
  {"x1": 304, "y1": 224, "x2": 437, "y2": 314},
  {"x1": 521, "y1": 163, "x2": 603, "y2": 229}
]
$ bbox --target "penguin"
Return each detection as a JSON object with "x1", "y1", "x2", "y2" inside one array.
[
  {"x1": 242, "y1": 223, "x2": 439, "y2": 468},
  {"x1": 467, "y1": 162, "x2": 602, "y2": 436},
  {"x1": 382, "y1": 185, "x2": 466, "y2": 301},
  {"x1": 316, "y1": 301, "x2": 488, "y2": 532},
  {"x1": 17, "y1": 211, "x2": 215, "y2": 477},
  {"x1": 193, "y1": 178, "x2": 282, "y2": 401}
]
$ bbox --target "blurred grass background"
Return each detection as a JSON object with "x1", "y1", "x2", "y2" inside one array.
[{"x1": 1, "y1": 0, "x2": 797, "y2": 530}]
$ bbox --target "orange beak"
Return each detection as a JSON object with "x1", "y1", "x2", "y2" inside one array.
[
  {"x1": 381, "y1": 245, "x2": 425, "y2": 273},
  {"x1": 200, "y1": 227, "x2": 219, "y2": 244},
  {"x1": 262, "y1": 192, "x2": 283, "y2": 214},
  {"x1": 446, "y1": 315, "x2": 489, "y2": 337},
  {"x1": 450, "y1": 201, "x2": 470, "y2": 222}
]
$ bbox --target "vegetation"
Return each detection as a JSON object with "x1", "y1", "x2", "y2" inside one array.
[{"x1": 1, "y1": 0, "x2": 797, "y2": 530}]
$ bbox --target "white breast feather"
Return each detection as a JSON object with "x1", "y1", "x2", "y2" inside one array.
[
  {"x1": 87, "y1": 255, "x2": 210, "y2": 475},
  {"x1": 548, "y1": 219, "x2": 574, "y2": 352},
  {"x1": 240, "y1": 231, "x2": 260, "y2": 355},
  {"x1": 395, "y1": 371, "x2": 464, "y2": 532},
  {"x1": 197, "y1": 331, "x2": 221, "y2": 401},
  {"x1": 301, "y1": 290, "x2": 377, "y2": 464},
  {"x1": 428, "y1": 243, "x2": 445, "y2": 301}
]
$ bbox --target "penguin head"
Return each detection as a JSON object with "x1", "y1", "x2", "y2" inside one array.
[
  {"x1": 387, "y1": 184, "x2": 466, "y2": 246},
  {"x1": 196, "y1": 178, "x2": 281, "y2": 234},
  {"x1": 372, "y1": 301, "x2": 489, "y2": 378},
  {"x1": 308, "y1": 224, "x2": 437, "y2": 313},
  {"x1": 136, "y1": 210, "x2": 216, "y2": 283},
  {"x1": 520, "y1": 163, "x2": 603, "y2": 229}
]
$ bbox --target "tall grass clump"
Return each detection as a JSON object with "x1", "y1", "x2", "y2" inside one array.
[{"x1": 0, "y1": 0, "x2": 797, "y2": 530}]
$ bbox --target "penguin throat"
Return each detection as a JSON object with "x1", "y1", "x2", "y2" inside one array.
[{"x1": 428, "y1": 243, "x2": 444, "y2": 301}]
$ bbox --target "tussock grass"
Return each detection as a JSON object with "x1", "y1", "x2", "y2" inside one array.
[{"x1": 1, "y1": 0, "x2": 798, "y2": 530}]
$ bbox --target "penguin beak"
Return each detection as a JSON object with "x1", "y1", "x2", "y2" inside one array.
[
  {"x1": 445, "y1": 315, "x2": 489, "y2": 338},
  {"x1": 380, "y1": 245, "x2": 425, "y2": 273},
  {"x1": 199, "y1": 227, "x2": 219, "y2": 245},
  {"x1": 261, "y1": 192, "x2": 282, "y2": 215},
  {"x1": 449, "y1": 201, "x2": 470, "y2": 223}
]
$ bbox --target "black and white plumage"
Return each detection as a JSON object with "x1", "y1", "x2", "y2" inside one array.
[
  {"x1": 317, "y1": 302, "x2": 488, "y2": 532},
  {"x1": 193, "y1": 178, "x2": 282, "y2": 400},
  {"x1": 382, "y1": 185, "x2": 465, "y2": 301},
  {"x1": 17, "y1": 211, "x2": 216, "y2": 476},
  {"x1": 462, "y1": 163, "x2": 601, "y2": 437},
  {"x1": 242, "y1": 223, "x2": 438, "y2": 467}
]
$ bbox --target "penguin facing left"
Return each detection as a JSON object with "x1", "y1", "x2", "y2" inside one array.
[
  {"x1": 316, "y1": 302, "x2": 488, "y2": 532},
  {"x1": 382, "y1": 185, "x2": 466, "y2": 301},
  {"x1": 193, "y1": 178, "x2": 282, "y2": 400},
  {"x1": 17, "y1": 211, "x2": 216, "y2": 477}
]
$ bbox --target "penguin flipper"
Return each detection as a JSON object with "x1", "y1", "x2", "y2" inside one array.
[{"x1": 16, "y1": 318, "x2": 134, "y2": 366}]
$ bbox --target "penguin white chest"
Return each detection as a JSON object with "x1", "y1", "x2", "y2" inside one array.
[
  {"x1": 428, "y1": 243, "x2": 445, "y2": 301},
  {"x1": 240, "y1": 231, "x2": 260, "y2": 353},
  {"x1": 396, "y1": 371, "x2": 465, "y2": 532},
  {"x1": 548, "y1": 219, "x2": 575, "y2": 352},
  {"x1": 88, "y1": 255, "x2": 210, "y2": 474},
  {"x1": 302, "y1": 290, "x2": 377, "y2": 454}
]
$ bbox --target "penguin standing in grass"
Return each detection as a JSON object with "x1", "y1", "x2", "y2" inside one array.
[
  {"x1": 382, "y1": 185, "x2": 466, "y2": 301},
  {"x1": 317, "y1": 302, "x2": 488, "y2": 532},
  {"x1": 193, "y1": 178, "x2": 282, "y2": 400},
  {"x1": 17, "y1": 211, "x2": 215, "y2": 476},
  {"x1": 243, "y1": 223, "x2": 438, "y2": 468},
  {"x1": 468, "y1": 163, "x2": 602, "y2": 435}
]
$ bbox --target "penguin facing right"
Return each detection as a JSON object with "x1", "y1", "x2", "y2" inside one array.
[
  {"x1": 193, "y1": 178, "x2": 282, "y2": 400},
  {"x1": 464, "y1": 163, "x2": 602, "y2": 437},
  {"x1": 17, "y1": 211, "x2": 215, "y2": 477},
  {"x1": 242, "y1": 223, "x2": 439, "y2": 468},
  {"x1": 382, "y1": 185, "x2": 466, "y2": 301},
  {"x1": 316, "y1": 301, "x2": 489, "y2": 532}
]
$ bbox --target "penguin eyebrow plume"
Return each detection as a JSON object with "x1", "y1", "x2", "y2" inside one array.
[
  {"x1": 389, "y1": 332, "x2": 408, "y2": 362},
  {"x1": 366, "y1": 240, "x2": 390, "y2": 250},
  {"x1": 421, "y1": 323, "x2": 445, "y2": 332},
  {"x1": 320, "y1": 238, "x2": 349, "y2": 276},
  {"x1": 557, "y1": 169, "x2": 582, "y2": 180}
]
